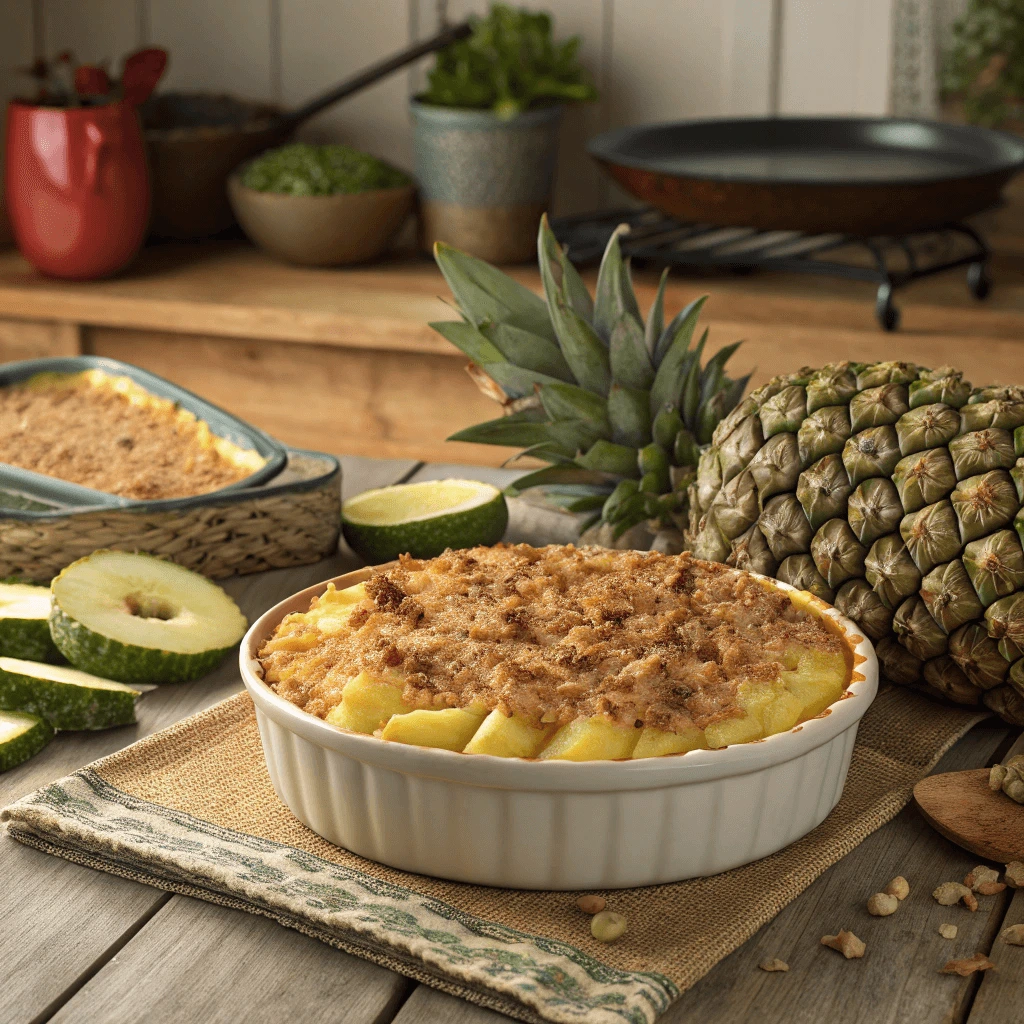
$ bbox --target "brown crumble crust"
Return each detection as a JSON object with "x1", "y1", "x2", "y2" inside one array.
[
  {"x1": 0, "y1": 374, "x2": 253, "y2": 500},
  {"x1": 260, "y1": 545, "x2": 847, "y2": 732}
]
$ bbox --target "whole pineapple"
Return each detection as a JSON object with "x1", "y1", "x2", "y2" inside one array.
[
  {"x1": 690, "y1": 364, "x2": 1024, "y2": 725},
  {"x1": 432, "y1": 216, "x2": 747, "y2": 542}
]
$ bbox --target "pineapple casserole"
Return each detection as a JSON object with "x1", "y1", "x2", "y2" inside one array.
[
  {"x1": 0, "y1": 370, "x2": 264, "y2": 500},
  {"x1": 260, "y1": 545, "x2": 852, "y2": 761}
]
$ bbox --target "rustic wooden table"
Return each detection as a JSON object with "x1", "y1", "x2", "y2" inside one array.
[{"x1": 3, "y1": 456, "x2": 1022, "y2": 1024}]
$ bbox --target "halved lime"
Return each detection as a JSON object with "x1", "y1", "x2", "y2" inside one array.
[{"x1": 341, "y1": 479, "x2": 508, "y2": 564}]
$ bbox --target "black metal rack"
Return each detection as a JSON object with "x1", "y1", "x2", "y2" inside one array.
[{"x1": 550, "y1": 209, "x2": 993, "y2": 331}]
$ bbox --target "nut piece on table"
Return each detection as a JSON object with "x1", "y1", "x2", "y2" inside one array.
[
  {"x1": 990, "y1": 755, "x2": 1024, "y2": 804},
  {"x1": 964, "y1": 865, "x2": 1000, "y2": 891},
  {"x1": 591, "y1": 910, "x2": 627, "y2": 943},
  {"x1": 821, "y1": 930, "x2": 866, "y2": 959},
  {"x1": 883, "y1": 876, "x2": 910, "y2": 900},
  {"x1": 939, "y1": 923, "x2": 958, "y2": 940},
  {"x1": 940, "y1": 953, "x2": 997, "y2": 976},
  {"x1": 759, "y1": 958, "x2": 790, "y2": 972},
  {"x1": 1005, "y1": 861, "x2": 1024, "y2": 889},
  {"x1": 976, "y1": 881, "x2": 1006, "y2": 895},
  {"x1": 576, "y1": 894, "x2": 606, "y2": 915},
  {"x1": 1001, "y1": 924, "x2": 1024, "y2": 946},
  {"x1": 867, "y1": 892, "x2": 899, "y2": 916},
  {"x1": 933, "y1": 882, "x2": 973, "y2": 907}
]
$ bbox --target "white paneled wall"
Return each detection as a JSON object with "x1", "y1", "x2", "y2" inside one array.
[
  {"x1": 8, "y1": 0, "x2": 897, "y2": 215},
  {"x1": 282, "y1": 0, "x2": 414, "y2": 169},
  {"x1": 778, "y1": 0, "x2": 895, "y2": 115},
  {"x1": 41, "y1": 0, "x2": 139, "y2": 66},
  {"x1": 148, "y1": 0, "x2": 278, "y2": 100}
]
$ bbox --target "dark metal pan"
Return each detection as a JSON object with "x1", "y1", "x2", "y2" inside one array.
[{"x1": 588, "y1": 117, "x2": 1024, "y2": 236}]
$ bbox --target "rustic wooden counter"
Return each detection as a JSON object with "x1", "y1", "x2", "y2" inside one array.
[
  {"x1": 1, "y1": 201, "x2": 1023, "y2": 467},
  {"x1": 2, "y1": 455, "x2": 1022, "y2": 1024}
]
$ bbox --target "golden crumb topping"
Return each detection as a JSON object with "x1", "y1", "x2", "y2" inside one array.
[
  {"x1": 0, "y1": 371, "x2": 263, "y2": 500},
  {"x1": 261, "y1": 545, "x2": 848, "y2": 734}
]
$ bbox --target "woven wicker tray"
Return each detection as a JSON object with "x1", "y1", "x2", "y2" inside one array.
[{"x1": 0, "y1": 447, "x2": 341, "y2": 582}]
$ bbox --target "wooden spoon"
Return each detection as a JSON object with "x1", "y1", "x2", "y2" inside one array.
[{"x1": 914, "y1": 732, "x2": 1024, "y2": 863}]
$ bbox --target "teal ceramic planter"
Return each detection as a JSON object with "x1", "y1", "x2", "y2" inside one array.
[{"x1": 410, "y1": 100, "x2": 563, "y2": 264}]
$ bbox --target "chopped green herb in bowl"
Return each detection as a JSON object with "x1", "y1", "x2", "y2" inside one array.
[
  {"x1": 229, "y1": 143, "x2": 415, "y2": 266},
  {"x1": 241, "y1": 143, "x2": 410, "y2": 197}
]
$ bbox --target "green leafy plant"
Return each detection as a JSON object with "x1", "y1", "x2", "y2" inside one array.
[
  {"x1": 419, "y1": 4, "x2": 597, "y2": 118},
  {"x1": 944, "y1": 0, "x2": 1024, "y2": 127}
]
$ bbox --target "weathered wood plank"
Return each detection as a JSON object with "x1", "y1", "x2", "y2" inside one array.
[
  {"x1": 392, "y1": 984, "x2": 512, "y2": 1024},
  {"x1": 968, "y1": 888, "x2": 1024, "y2": 1024},
  {"x1": 0, "y1": 456, "x2": 410, "y2": 1024},
  {"x1": 0, "y1": 845, "x2": 169, "y2": 1024},
  {"x1": 383, "y1": 723, "x2": 1012, "y2": 1024},
  {"x1": 48, "y1": 894, "x2": 413, "y2": 1024}
]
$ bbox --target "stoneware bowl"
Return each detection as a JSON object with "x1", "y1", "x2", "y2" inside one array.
[
  {"x1": 410, "y1": 100, "x2": 562, "y2": 264},
  {"x1": 228, "y1": 175, "x2": 415, "y2": 266},
  {"x1": 240, "y1": 565, "x2": 878, "y2": 890}
]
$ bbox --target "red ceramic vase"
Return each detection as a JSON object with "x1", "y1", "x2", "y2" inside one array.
[{"x1": 4, "y1": 100, "x2": 149, "y2": 279}]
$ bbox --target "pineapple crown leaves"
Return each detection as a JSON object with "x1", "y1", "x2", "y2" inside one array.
[{"x1": 434, "y1": 217, "x2": 747, "y2": 531}]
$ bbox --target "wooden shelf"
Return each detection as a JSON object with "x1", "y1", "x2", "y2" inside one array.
[{"x1": 1, "y1": 190, "x2": 1023, "y2": 465}]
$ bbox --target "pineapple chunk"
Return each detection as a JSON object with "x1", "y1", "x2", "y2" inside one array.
[
  {"x1": 537, "y1": 716, "x2": 640, "y2": 761},
  {"x1": 380, "y1": 706, "x2": 487, "y2": 751},
  {"x1": 781, "y1": 647, "x2": 848, "y2": 719},
  {"x1": 463, "y1": 708, "x2": 553, "y2": 758},
  {"x1": 705, "y1": 713, "x2": 763, "y2": 749},
  {"x1": 762, "y1": 689, "x2": 805, "y2": 736},
  {"x1": 261, "y1": 630, "x2": 320, "y2": 654},
  {"x1": 325, "y1": 669, "x2": 409, "y2": 734},
  {"x1": 705, "y1": 680, "x2": 774, "y2": 748},
  {"x1": 705, "y1": 646, "x2": 847, "y2": 748},
  {"x1": 307, "y1": 583, "x2": 368, "y2": 636},
  {"x1": 632, "y1": 722, "x2": 707, "y2": 759}
]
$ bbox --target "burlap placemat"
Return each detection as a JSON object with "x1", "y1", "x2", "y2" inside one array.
[{"x1": 3, "y1": 686, "x2": 984, "y2": 1024}]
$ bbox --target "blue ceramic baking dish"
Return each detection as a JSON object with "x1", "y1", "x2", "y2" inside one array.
[{"x1": 0, "y1": 356, "x2": 287, "y2": 507}]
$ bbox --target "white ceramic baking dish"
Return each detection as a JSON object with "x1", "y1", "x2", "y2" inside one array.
[{"x1": 240, "y1": 565, "x2": 878, "y2": 890}]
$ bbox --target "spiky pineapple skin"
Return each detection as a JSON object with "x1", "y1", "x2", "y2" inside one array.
[{"x1": 689, "y1": 361, "x2": 1024, "y2": 725}]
